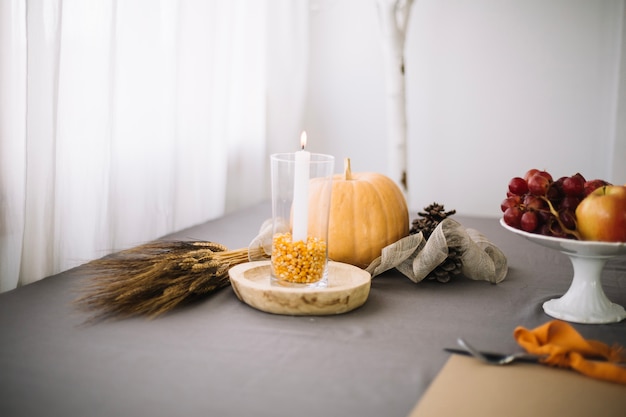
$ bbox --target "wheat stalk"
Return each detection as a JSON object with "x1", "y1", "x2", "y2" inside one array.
[{"x1": 74, "y1": 241, "x2": 267, "y2": 321}]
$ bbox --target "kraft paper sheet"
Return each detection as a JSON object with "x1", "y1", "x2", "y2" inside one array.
[{"x1": 409, "y1": 354, "x2": 626, "y2": 417}]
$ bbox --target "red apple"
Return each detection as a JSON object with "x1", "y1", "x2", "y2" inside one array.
[{"x1": 575, "y1": 185, "x2": 626, "y2": 242}]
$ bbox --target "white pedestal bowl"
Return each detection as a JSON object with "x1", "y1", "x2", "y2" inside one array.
[{"x1": 500, "y1": 219, "x2": 626, "y2": 324}]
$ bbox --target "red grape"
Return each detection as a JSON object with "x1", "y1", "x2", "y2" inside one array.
[
  {"x1": 520, "y1": 211, "x2": 539, "y2": 232},
  {"x1": 562, "y1": 174, "x2": 585, "y2": 197},
  {"x1": 558, "y1": 209, "x2": 577, "y2": 230},
  {"x1": 501, "y1": 196, "x2": 521, "y2": 212},
  {"x1": 536, "y1": 170, "x2": 553, "y2": 182},
  {"x1": 523, "y1": 169, "x2": 540, "y2": 182},
  {"x1": 508, "y1": 177, "x2": 528, "y2": 196},
  {"x1": 560, "y1": 195, "x2": 581, "y2": 210},
  {"x1": 502, "y1": 169, "x2": 612, "y2": 240},
  {"x1": 503, "y1": 206, "x2": 523, "y2": 229},
  {"x1": 546, "y1": 184, "x2": 562, "y2": 203},
  {"x1": 549, "y1": 222, "x2": 568, "y2": 238},
  {"x1": 538, "y1": 223, "x2": 552, "y2": 236},
  {"x1": 523, "y1": 194, "x2": 546, "y2": 211},
  {"x1": 584, "y1": 179, "x2": 610, "y2": 196},
  {"x1": 528, "y1": 174, "x2": 551, "y2": 196},
  {"x1": 536, "y1": 209, "x2": 552, "y2": 225}
]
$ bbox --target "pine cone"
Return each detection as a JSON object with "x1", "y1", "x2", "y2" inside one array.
[
  {"x1": 425, "y1": 246, "x2": 463, "y2": 283},
  {"x1": 410, "y1": 203, "x2": 457, "y2": 238},
  {"x1": 410, "y1": 202, "x2": 461, "y2": 283}
]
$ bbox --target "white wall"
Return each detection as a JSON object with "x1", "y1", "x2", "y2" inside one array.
[{"x1": 303, "y1": 0, "x2": 626, "y2": 217}]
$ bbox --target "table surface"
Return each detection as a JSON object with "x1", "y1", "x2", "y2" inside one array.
[{"x1": 1, "y1": 202, "x2": 625, "y2": 417}]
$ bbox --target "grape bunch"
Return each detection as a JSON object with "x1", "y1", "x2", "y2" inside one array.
[{"x1": 501, "y1": 169, "x2": 611, "y2": 239}]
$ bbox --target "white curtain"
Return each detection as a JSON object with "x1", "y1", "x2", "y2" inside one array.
[{"x1": 0, "y1": 0, "x2": 309, "y2": 292}]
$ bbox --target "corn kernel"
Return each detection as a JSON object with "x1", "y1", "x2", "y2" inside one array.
[{"x1": 271, "y1": 232, "x2": 327, "y2": 284}]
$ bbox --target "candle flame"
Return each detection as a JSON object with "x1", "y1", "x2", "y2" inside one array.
[{"x1": 300, "y1": 131, "x2": 307, "y2": 150}]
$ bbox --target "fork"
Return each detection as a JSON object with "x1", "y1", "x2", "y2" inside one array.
[{"x1": 456, "y1": 337, "x2": 543, "y2": 365}]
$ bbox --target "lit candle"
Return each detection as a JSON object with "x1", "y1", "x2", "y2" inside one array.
[{"x1": 292, "y1": 131, "x2": 310, "y2": 242}]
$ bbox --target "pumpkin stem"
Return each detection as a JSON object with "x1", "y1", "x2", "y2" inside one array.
[{"x1": 344, "y1": 157, "x2": 353, "y2": 181}]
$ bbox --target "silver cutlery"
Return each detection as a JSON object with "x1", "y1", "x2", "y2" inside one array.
[{"x1": 446, "y1": 338, "x2": 545, "y2": 365}]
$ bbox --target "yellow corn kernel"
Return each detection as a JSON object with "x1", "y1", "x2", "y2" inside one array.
[{"x1": 271, "y1": 232, "x2": 327, "y2": 284}]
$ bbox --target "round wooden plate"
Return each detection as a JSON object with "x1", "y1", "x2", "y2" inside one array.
[{"x1": 229, "y1": 260, "x2": 371, "y2": 315}]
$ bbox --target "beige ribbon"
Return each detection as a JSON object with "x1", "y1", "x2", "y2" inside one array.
[
  {"x1": 248, "y1": 218, "x2": 508, "y2": 284},
  {"x1": 366, "y1": 218, "x2": 508, "y2": 283}
]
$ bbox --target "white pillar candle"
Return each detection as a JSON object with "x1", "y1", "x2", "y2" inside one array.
[{"x1": 292, "y1": 131, "x2": 310, "y2": 242}]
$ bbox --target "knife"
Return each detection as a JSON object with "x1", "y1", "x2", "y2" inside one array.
[
  {"x1": 444, "y1": 347, "x2": 617, "y2": 365},
  {"x1": 444, "y1": 347, "x2": 543, "y2": 364}
]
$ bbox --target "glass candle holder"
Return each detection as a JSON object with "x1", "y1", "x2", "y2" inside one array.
[{"x1": 270, "y1": 152, "x2": 335, "y2": 288}]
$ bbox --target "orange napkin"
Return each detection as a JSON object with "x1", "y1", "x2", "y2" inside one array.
[{"x1": 514, "y1": 320, "x2": 626, "y2": 385}]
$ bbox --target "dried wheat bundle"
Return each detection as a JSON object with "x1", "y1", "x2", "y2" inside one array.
[{"x1": 75, "y1": 240, "x2": 267, "y2": 321}]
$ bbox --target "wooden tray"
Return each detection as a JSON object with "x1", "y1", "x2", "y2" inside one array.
[{"x1": 229, "y1": 260, "x2": 371, "y2": 315}]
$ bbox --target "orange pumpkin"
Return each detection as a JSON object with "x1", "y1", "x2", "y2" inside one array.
[{"x1": 309, "y1": 158, "x2": 409, "y2": 269}]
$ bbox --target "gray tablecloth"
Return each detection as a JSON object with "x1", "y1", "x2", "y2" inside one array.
[{"x1": 1, "y1": 202, "x2": 625, "y2": 417}]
